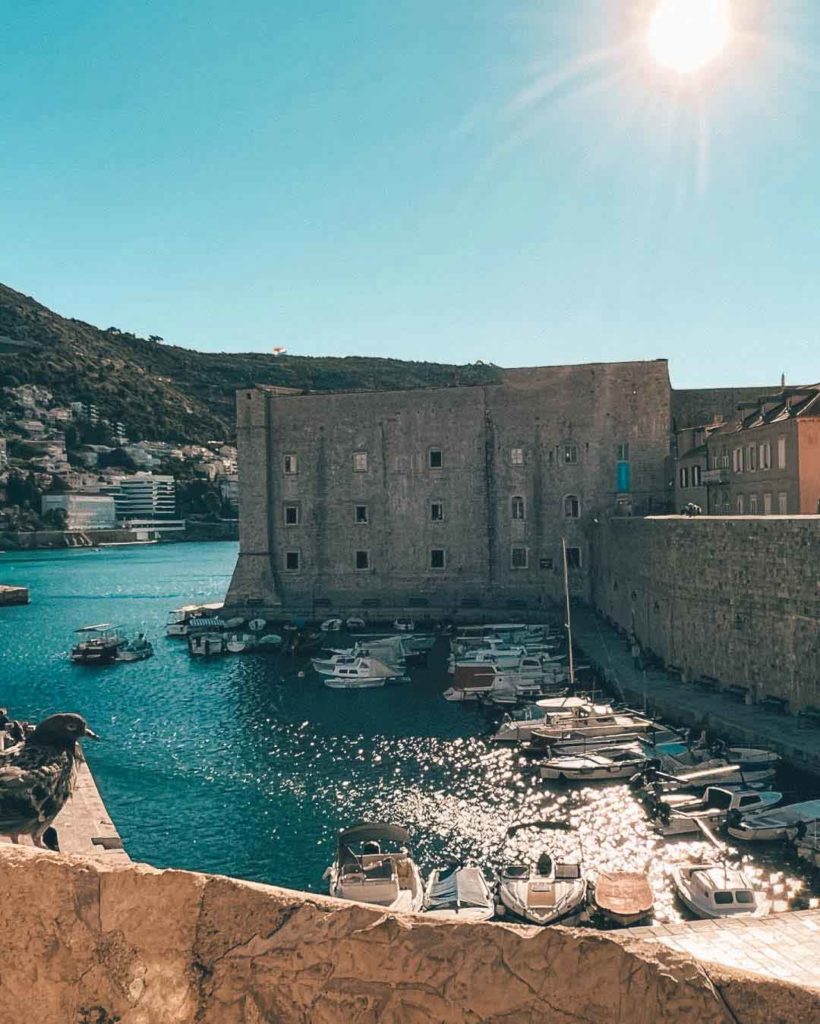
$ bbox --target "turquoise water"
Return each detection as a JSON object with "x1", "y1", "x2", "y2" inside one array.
[{"x1": 0, "y1": 542, "x2": 816, "y2": 922}]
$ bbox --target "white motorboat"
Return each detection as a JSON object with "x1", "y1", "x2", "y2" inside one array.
[
  {"x1": 498, "y1": 853, "x2": 586, "y2": 925},
  {"x1": 443, "y1": 659, "x2": 560, "y2": 702},
  {"x1": 672, "y1": 862, "x2": 770, "y2": 919},
  {"x1": 540, "y1": 745, "x2": 648, "y2": 782},
  {"x1": 188, "y1": 632, "x2": 227, "y2": 657},
  {"x1": 659, "y1": 741, "x2": 781, "y2": 781},
  {"x1": 591, "y1": 871, "x2": 654, "y2": 927},
  {"x1": 638, "y1": 753, "x2": 777, "y2": 790},
  {"x1": 423, "y1": 863, "x2": 495, "y2": 921},
  {"x1": 165, "y1": 603, "x2": 223, "y2": 637},
  {"x1": 324, "y1": 822, "x2": 424, "y2": 912},
  {"x1": 528, "y1": 711, "x2": 654, "y2": 744},
  {"x1": 492, "y1": 697, "x2": 613, "y2": 743},
  {"x1": 226, "y1": 633, "x2": 254, "y2": 653},
  {"x1": 651, "y1": 787, "x2": 782, "y2": 837},
  {"x1": 313, "y1": 653, "x2": 364, "y2": 675},
  {"x1": 323, "y1": 657, "x2": 405, "y2": 689},
  {"x1": 114, "y1": 634, "x2": 154, "y2": 662},
  {"x1": 727, "y1": 799, "x2": 820, "y2": 842}
]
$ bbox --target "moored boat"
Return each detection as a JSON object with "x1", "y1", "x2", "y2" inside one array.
[
  {"x1": 540, "y1": 745, "x2": 648, "y2": 782},
  {"x1": 498, "y1": 853, "x2": 586, "y2": 925},
  {"x1": 650, "y1": 786, "x2": 782, "y2": 837},
  {"x1": 188, "y1": 632, "x2": 227, "y2": 657},
  {"x1": 70, "y1": 624, "x2": 123, "y2": 665},
  {"x1": 423, "y1": 862, "x2": 495, "y2": 921},
  {"x1": 671, "y1": 862, "x2": 770, "y2": 919},
  {"x1": 591, "y1": 871, "x2": 654, "y2": 927},
  {"x1": 165, "y1": 603, "x2": 223, "y2": 637},
  {"x1": 322, "y1": 657, "x2": 406, "y2": 689},
  {"x1": 727, "y1": 799, "x2": 820, "y2": 842},
  {"x1": 114, "y1": 634, "x2": 154, "y2": 662},
  {"x1": 324, "y1": 822, "x2": 424, "y2": 912}
]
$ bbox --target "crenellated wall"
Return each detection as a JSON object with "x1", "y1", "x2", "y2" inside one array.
[{"x1": 0, "y1": 846, "x2": 814, "y2": 1024}]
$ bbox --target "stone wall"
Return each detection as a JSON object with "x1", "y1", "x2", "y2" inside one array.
[
  {"x1": 672, "y1": 386, "x2": 780, "y2": 430},
  {"x1": 590, "y1": 516, "x2": 820, "y2": 711},
  {"x1": 226, "y1": 360, "x2": 673, "y2": 618},
  {"x1": 0, "y1": 845, "x2": 813, "y2": 1024}
]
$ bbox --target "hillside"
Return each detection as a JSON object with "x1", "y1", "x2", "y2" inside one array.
[{"x1": 0, "y1": 283, "x2": 502, "y2": 443}]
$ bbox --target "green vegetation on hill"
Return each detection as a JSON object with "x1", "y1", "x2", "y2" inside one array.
[{"x1": 0, "y1": 283, "x2": 502, "y2": 443}]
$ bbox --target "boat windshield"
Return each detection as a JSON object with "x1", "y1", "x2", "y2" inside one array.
[
  {"x1": 554, "y1": 862, "x2": 581, "y2": 880},
  {"x1": 502, "y1": 865, "x2": 529, "y2": 880},
  {"x1": 705, "y1": 789, "x2": 734, "y2": 810},
  {"x1": 713, "y1": 891, "x2": 734, "y2": 905}
]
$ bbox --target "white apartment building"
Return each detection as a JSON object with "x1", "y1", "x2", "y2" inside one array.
[
  {"x1": 103, "y1": 473, "x2": 177, "y2": 521},
  {"x1": 41, "y1": 494, "x2": 117, "y2": 530}
]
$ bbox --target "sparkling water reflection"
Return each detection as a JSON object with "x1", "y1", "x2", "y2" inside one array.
[{"x1": 0, "y1": 543, "x2": 816, "y2": 924}]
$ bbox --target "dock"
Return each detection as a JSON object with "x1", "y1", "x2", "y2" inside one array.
[
  {"x1": 0, "y1": 585, "x2": 29, "y2": 606},
  {"x1": 572, "y1": 605, "x2": 820, "y2": 776},
  {"x1": 0, "y1": 752, "x2": 129, "y2": 864}
]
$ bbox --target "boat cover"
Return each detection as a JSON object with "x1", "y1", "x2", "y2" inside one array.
[
  {"x1": 595, "y1": 872, "x2": 653, "y2": 915},
  {"x1": 427, "y1": 866, "x2": 489, "y2": 910},
  {"x1": 188, "y1": 618, "x2": 223, "y2": 630}
]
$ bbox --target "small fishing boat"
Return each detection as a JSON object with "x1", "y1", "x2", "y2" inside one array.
[
  {"x1": 492, "y1": 697, "x2": 614, "y2": 744},
  {"x1": 70, "y1": 624, "x2": 123, "y2": 665},
  {"x1": 671, "y1": 862, "x2": 770, "y2": 919},
  {"x1": 323, "y1": 657, "x2": 405, "y2": 689},
  {"x1": 651, "y1": 787, "x2": 782, "y2": 837},
  {"x1": 324, "y1": 822, "x2": 424, "y2": 912},
  {"x1": 423, "y1": 862, "x2": 495, "y2": 921},
  {"x1": 188, "y1": 632, "x2": 227, "y2": 657},
  {"x1": 320, "y1": 618, "x2": 344, "y2": 632},
  {"x1": 345, "y1": 617, "x2": 366, "y2": 630},
  {"x1": 529, "y1": 711, "x2": 654, "y2": 744},
  {"x1": 115, "y1": 634, "x2": 154, "y2": 662},
  {"x1": 726, "y1": 799, "x2": 820, "y2": 842},
  {"x1": 591, "y1": 871, "x2": 654, "y2": 927},
  {"x1": 498, "y1": 853, "x2": 586, "y2": 925},
  {"x1": 540, "y1": 745, "x2": 648, "y2": 782}
]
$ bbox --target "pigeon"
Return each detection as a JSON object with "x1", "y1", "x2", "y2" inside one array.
[{"x1": 0, "y1": 713, "x2": 99, "y2": 847}]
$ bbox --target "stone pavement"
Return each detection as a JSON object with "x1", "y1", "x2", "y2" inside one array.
[
  {"x1": 626, "y1": 908, "x2": 820, "y2": 991},
  {"x1": 0, "y1": 752, "x2": 130, "y2": 864},
  {"x1": 572, "y1": 604, "x2": 820, "y2": 776}
]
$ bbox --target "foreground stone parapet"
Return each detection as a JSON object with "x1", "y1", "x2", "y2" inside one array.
[{"x1": 0, "y1": 847, "x2": 816, "y2": 1023}]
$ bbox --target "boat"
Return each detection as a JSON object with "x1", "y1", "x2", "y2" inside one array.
[
  {"x1": 498, "y1": 852, "x2": 586, "y2": 925},
  {"x1": 422, "y1": 862, "x2": 495, "y2": 921},
  {"x1": 657, "y1": 740, "x2": 780, "y2": 781},
  {"x1": 402, "y1": 634, "x2": 437, "y2": 653},
  {"x1": 633, "y1": 754, "x2": 777, "y2": 791},
  {"x1": 671, "y1": 862, "x2": 770, "y2": 919},
  {"x1": 443, "y1": 660, "x2": 560, "y2": 702},
  {"x1": 70, "y1": 624, "x2": 123, "y2": 665},
  {"x1": 591, "y1": 871, "x2": 654, "y2": 927},
  {"x1": 320, "y1": 618, "x2": 343, "y2": 632},
  {"x1": 324, "y1": 822, "x2": 424, "y2": 912},
  {"x1": 491, "y1": 697, "x2": 613, "y2": 743},
  {"x1": 393, "y1": 618, "x2": 415, "y2": 632},
  {"x1": 248, "y1": 618, "x2": 267, "y2": 632},
  {"x1": 323, "y1": 657, "x2": 406, "y2": 689},
  {"x1": 650, "y1": 786, "x2": 782, "y2": 837},
  {"x1": 226, "y1": 633, "x2": 255, "y2": 653},
  {"x1": 345, "y1": 617, "x2": 366, "y2": 630},
  {"x1": 539, "y1": 744, "x2": 648, "y2": 782},
  {"x1": 528, "y1": 711, "x2": 655, "y2": 743},
  {"x1": 165, "y1": 603, "x2": 223, "y2": 637},
  {"x1": 114, "y1": 634, "x2": 154, "y2": 662},
  {"x1": 726, "y1": 799, "x2": 820, "y2": 842},
  {"x1": 794, "y1": 821, "x2": 820, "y2": 868},
  {"x1": 187, "y1": 632, "x2": 227, "y2": 657},
  {"x1": 522, "y1": 730, "x2": 655, "y2": 759},
  {"x1": 254, "y1": 633, "x2": 283, "y2": 651}
]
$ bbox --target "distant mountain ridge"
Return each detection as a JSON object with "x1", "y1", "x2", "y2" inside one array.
[{"x1": 0, "y1": 283, "x2": 501, "y2": 443}]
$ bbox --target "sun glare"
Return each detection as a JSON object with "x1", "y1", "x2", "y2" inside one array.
[{"x1": 647, "y1": 0, "x2": 732, "y2": 75}]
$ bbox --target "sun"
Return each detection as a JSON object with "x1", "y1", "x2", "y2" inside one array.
[{"x1": 647, "y1": 0, "x2": 732, "y2": 75}]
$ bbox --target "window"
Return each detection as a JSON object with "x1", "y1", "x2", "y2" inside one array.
[
  {"x1": 732, "y1": 448, "x2": 743, "y2": 473},
  {"x1": 283, "y1": 453, "x2": 298, "y2": 475},
  {"x1": 284, "y1": 550, "x2": 300, "y2": 572},
  {"x1": 778, "y1": 492, "x2": 788, "y2": 515},
  {"x1": 736, "y1": 495, "x2": 744, "y2": 515},
  {"x1": 430, "y1": 548, "x2": 446, "y2": 570},
  {"x1": 563, "y1": 494, "x2": 580, "y2": 518},
  {"x1": 355, "y1": 504, "x2": 368, "y2": 524},
  {"x1": 284, "y1": 504, "x2": 300, "y2": 526},
  {"x1": 431, "y1": 502, "x2": 443, "y2": 522},
  {"x1": 691, "y1": 465, "x2": 702, "y2": 486},
  {"x1": 563, "y1": 444, "x2": 578, "y2": 465},
  {"x1": 616, "y1": 443, "x2": 629, "y2": 460},
  {"x1": 353, "y1": 451, "x2": 368, "y2": 472},
  {"x1": 763, "y1": 492, "x2": 772, "y2": 515},
  {"x1": 511, "y1": 546, "x2": 528, "y2": 569},
  {"x1": 355, "y1": 550, "x2": 370, "y2": 571},
  {"x1": 777, "y1": 436, "x2": 786, "y2": 469},
  {"x1": 747, "y1": 445, "x2": 756, "y2": 472},
  {"x1": 510, "y1": 447, "x2": 524, "y2": 465},
  {"x1": 429, "y1": 448, "x2": 442, "y2": 469},
  {"x1": 721, "y1": 447, "x2": 729, "y2": 469},
  {"x1": 566, "y1": 546, "x2": 581, "y2": 569},
  {"x1": 714, "y1": 892, "x2": 734, "y2": 906},
  {"x1": 679, "y1": 467, "x2": 689, "y2": 488},
  {"x1": 749, "y1": 494, "x2": 758, "y2": 514},
  {"x1": 511, "y1": 495, "x2": 525, "y2": 520},
  {"x1": 759, "y1": 442, "x2": 771, "y2": 469}
]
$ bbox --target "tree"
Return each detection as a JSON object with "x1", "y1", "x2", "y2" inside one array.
[{"x1": 42, "y1": 506, "x2": 68, "y2": 530}]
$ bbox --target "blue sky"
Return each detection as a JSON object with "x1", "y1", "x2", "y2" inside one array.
[{"x1": 1, "y1": 1, "x2": 818, "y2": 386}]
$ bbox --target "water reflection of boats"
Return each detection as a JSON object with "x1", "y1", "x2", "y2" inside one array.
[
  {"x1": 422, "y1": 862, "x2": 495, "y2": 921},
  {"x1": 70, "y1": 624, "x2": 124, "y2": 664},
  {"x1": 671, "y1": 862, "x2": 770, "y2": 919},
  {"x1": 324, "y1": 822, "x2": 424, "y2": 912},
  {"x1": 591, "y1": 871, "x2": 654, "y2": 927},
  {"x1": 498, "y1": 853, "x2": 586, "y2": 925}
]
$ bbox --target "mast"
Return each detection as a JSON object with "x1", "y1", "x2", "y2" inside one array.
[{"x1": 562, "y1": 537, "x2": 576, "y2": 687}]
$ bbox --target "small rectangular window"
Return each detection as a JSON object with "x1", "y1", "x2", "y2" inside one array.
[
  {"x1": 284, "y1": 504, "x2": 300, "y2": 526},
  {"x1": 736, "y1": 494, "x2": 744, "y2": 515},
  {"x1": 747, "y1": 445, "x2": 756, "y2": 472},
  {"x1": 428, "y1": 448, "x2": 442, "y2": 469},
  {"x1": 563, "y1": 495, "x2": 580, "y2": 518},
  {"x1": 353, "y1": 451, "x2": 368, "y2": 472},
  {"x1": 763, "y1": 492, "x2": 772, "y2": 515},
  {"x1": 759, "y1": 442, "x2": 771, "y2": 469},
  {"x1": 566, "y1": 546, "x2": 581, "y2": 569},
  {"x1": 283, "y1": 454, "x2": 298, "y2": 475},
  {"x1": 778, "y1": 492, "x2": 788, "y2": 514},
  {"x1": 355, "y1": 504, "x2": 368, "y2": 524},
  {"x1": 691, "y1": 465, "x2": 702, "y2": 486},
  {"x1": 430, "y1": 548, "x2": 446, "y2": 570},
  {"x1": 355, "y1": 550, "x2": 370, "y2": 571},
  {"x1": 431, "y1": 502, "x2": 443, "y2": 521},
  {"x1": 284, "y1": 550, "x2": 300, "y2": 572},
  {"x1": 511, "y1": 546, "x2": 528, "y2": 569},
  {"x1": 749, "y1": 494, "x2": 758, "y2": 514},
  {"x1": 777, "y1": 436, "x2": 786, "y2": 469},
  {"x1": 563, "y1": 444, "x2": 578, "y2": 465},
  {"x1": 511, "y1": 496, "x2": 525, "y2": 520},
  {"x1": 616, "y1": 443, "x2": 629, "y2": 461},
  {"x1": 732, "y1": 448, "x2": 743, "y2": 473},
  {"x1": 510, "y1": 447, "x2": 524, "y2": 465},
  {"x1": 679, "y1": 468, "x2": 688, "y2": 489}
]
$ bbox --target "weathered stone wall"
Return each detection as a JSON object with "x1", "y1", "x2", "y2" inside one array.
[
  {"x1": 226, "y1": 360, "x2": 673, "y2": 618},
  {"x1": 590, "y1": 516, "x2": 820, "y2": 710},
  {"x1": 672, "y1": 386, "x2": 780, "y2": 430},
  {"x1": 0, "y1": 846, "x2": 813, "y2": 1024}
]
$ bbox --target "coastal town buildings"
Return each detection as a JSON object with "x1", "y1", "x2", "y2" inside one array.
[{"x1": 40, "y1": 493, "x2": 117, "y2": 530}]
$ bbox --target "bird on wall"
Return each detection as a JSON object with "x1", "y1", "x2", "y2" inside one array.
[{"x1": 0, "y1": 713, "x2": 99, "y2": 847}]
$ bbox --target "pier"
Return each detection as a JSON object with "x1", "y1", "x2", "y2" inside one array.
[
  {"x1": 0, "y1": 584, "x2": 29, "y2": 606},
  {"x1": 572, "y1": 604, "x2": 820, "y2": 777}
]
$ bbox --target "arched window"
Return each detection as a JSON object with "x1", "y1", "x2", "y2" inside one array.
[
  {"x1": 511, "y1": 496, "x2": 525, "y2": 520},
  {"x1": 563, "y1": 495, "x2": 580, "y2": 518}
]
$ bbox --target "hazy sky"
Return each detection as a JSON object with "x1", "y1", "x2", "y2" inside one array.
[{"x1": 2, "y1": 1, "x2": 818, "y2": 386}]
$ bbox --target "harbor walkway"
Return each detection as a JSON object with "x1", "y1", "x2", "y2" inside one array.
[
  {"x1": 572, "y1": 604, "x2": 820, "y2": 777},
  {"x1": 0, "y1": 752, "x2": 130, "y2": 864}
]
